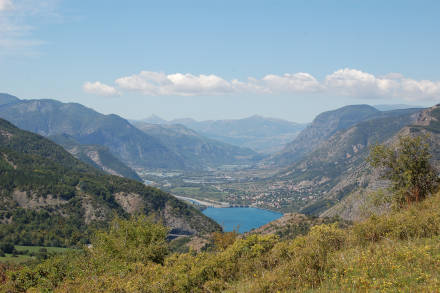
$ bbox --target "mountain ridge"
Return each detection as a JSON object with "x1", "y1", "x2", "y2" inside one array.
[
  {"x1": 269, "y1": 107, "x2": 431, "y2": 220},
  {"x1": 140, "y1": 114, "x2": 307, "y2": 153},
  {"x1": 131, "y1": 121, "x2": 259, "y2": 169},
  {"x1": 0, "y1": 94, "x2": 258, "y2": 171},
  {"x1": 0, "y1": 95, "x2": 185, "y2": 170},
  {"x1": 269, "y1": 105, "x2": 382, "y2": 166}
]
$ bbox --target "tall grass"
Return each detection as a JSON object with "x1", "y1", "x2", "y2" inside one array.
[{"x1": 3, "y1": 192, "x2": 440, "y2": 292}]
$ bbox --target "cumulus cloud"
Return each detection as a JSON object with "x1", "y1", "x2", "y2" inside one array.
[
  {"x1": 115, "y1": 71, "x2": 234, "y2": 96},
  {"x1": 325, "y1": 68, "x2": 440, "y2": 101},
  {"x1": 262, "y1": 73, "x2": 321, "y2": 93},
  {"x1": 113, "y1": 71, "x2": 322, "y2": 96},
  {"x1": 85, "y1": 69, "x2": 440, "y2": 101},
  {"x1": 83, "y1": 81, "x2": 119, "y2": 96}
]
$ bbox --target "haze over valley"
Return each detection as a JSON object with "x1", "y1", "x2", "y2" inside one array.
[{"x1": 0, "y1": 92, "x2": 433, "y2": 222}]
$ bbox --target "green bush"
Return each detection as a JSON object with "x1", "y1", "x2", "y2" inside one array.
[
  {"x1": 368, "y1": 135, "x2": 438, "y2": 207},
  {"x1": 0, "y1": 243, "x2": 14, "y2": 254},
  {"x1": 5, "y1": 192, "x2": 440, "y2": 292},
  {"x1": 90, "y1": 215, "x2": 169, "y2": 265}
]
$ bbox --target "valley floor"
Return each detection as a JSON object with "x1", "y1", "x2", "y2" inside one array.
[{"x1": 137, "y1": 166, "x2": 313, "y2": 213}]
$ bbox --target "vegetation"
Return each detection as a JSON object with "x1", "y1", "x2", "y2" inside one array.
[
  {"x1": 1, "y1": 133, "x2": 440, "y2": 291},
  {"x1": 3, "y1": 190, "x2": 440, "y2": 292},
  {"x1": 0, "y1": 118, "x2": 221, "y2": 247},
  {"x1": 368, "y1": 135, "x2": 438, "y2": 207},
  {"x1": 0, "y1": 246, "x2": 73, "y2": 264}
]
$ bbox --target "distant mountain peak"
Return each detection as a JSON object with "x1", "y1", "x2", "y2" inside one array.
[
  {"x1": 141, "y1": 114, "x2": 168, "y2": 124},
  {"x1": 0, "y1": 93, "x2": 21, "y2": 106}
]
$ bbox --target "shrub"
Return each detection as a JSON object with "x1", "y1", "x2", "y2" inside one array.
[
  {"x1": 90, "y1": 215, "x2": 169, "y2": 265},
  {"x1": 368, "y1": 135, "x2": 438, "y2": 207},
  {"x1": 0, "y1": 243, "x2": 14, "y2": 254}
]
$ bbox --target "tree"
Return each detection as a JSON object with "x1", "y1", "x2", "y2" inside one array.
[
  {"x1": 90, "y1": 215, "x2": 169, "y2": 264},
  {"x1": 0, "y1": 243, "x2": 14, "y2": 254},
  {"x1": 212, "y1": 229, "x2": 239, "y2": 251},
  {"x1": 368, "y1": 135, "x2": 438, "y2": 207}
]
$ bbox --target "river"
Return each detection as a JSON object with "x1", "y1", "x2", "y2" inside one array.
[{"x1": 202, "y1": 207, "x2": 282, "y2": 233}]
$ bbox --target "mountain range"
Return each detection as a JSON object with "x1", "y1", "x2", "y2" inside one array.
[
  {"x1": 269, "y1": 105, "x2": 382, "y2": 166},
  {"x1": 269, "y1": 105, "x2": 425, "y2": 167},
  {"x1": 141, "y1": 114, "x2": 307, "y2": 153},
  {"x1": 0, "y1": 94, "x2": 257, "y2": 172},
  {"x1": 266, "y1": 105, "x2": 439, "y2": 221},
  {"x1": 1, "y1": 92, "x2": 435, "y2": 226},
  {"x1": 49, "y1": 134, "x2": 142, "y2": 181},
  {"x1": 0, "y1": 118, "x2": 220, "y2": 246},
  {"x1": 131, "y1": 121, "x2": 260, "y2": 169}
]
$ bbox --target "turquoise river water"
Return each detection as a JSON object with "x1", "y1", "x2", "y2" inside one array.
[{"x1": 202, "y1": 207, "x2": 282, "y2": 233}]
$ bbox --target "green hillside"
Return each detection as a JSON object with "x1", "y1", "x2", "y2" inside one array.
[
  {"x1": 3, "y1": 187, "x2": 440, "y2": 292},
  {"x1": 0, "y1": 118, "x2": 220, "y2": 247}
]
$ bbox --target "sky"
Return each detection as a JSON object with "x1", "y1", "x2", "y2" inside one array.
[{"x1": 0, "y1": 0, "x2": 439, "y2": 123}]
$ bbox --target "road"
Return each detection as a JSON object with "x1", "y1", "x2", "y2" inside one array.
[{"x1": 173, "y1": 195, "x2": 230, "y2": 208}]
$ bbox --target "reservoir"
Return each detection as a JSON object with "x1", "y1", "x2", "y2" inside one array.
[{"x1": 202, "y1": 207, "x2": 282, "y2": 233}]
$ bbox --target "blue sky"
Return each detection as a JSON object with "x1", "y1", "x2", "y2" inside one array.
[{"x1": 0, "y1": 0, "x2": 439, "y2": 122}]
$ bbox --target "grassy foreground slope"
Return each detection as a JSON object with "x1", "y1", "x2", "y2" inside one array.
[{"x1": 4, "y1": 189, "x2": 440, "y2": 292}]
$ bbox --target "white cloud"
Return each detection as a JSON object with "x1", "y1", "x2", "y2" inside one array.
[
  {"x1": 86, "y1": 69, "x2": 440, "y2": 101},
  {"x1": 325, "y1": 68, "x2": 440, "y2": 100},
  {"x1": 0, "y1": 0, "x2": 13, "y2": 11},
  {"x1": 262, "y1": 72, "x2": 321, "y2": 93},
  {"x1": 83, "y1": 81, "x2": 119, "y2": 96},
  {"x1": 116, "y1": 71, "x2": 234, "y2": 96},
  {"x1": 113, "y1": 71, "x2": 321, "y2": 96}
]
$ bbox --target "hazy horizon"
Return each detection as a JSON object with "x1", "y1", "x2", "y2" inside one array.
[{"x1": 2, "y1": 92, "x2": 430, "y2": 124}]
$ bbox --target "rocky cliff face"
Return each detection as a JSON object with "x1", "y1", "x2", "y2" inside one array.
[
  {"x1": 320, "y1": 106, "x2": 440, "y2": 221},
  {"x1": 270, "y1": 108, "x2": 422, "y2": 220},
  {"x1": 270, "y1": 105, "x2": 382, "y2": 166}
]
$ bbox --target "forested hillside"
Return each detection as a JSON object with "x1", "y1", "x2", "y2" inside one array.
[{"x1": 0, "y1": 118, "x2": 220, "y2": 247}]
